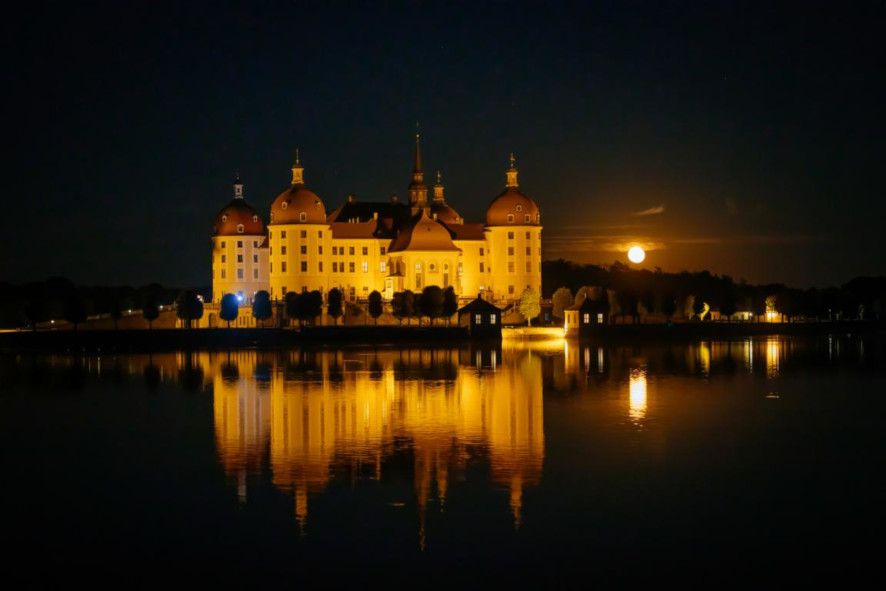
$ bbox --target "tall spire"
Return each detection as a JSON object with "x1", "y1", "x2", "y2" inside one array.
[
  {"x1": 233, "y1": 171, "x2": 244, "y2": 199},
  {"x1": 506, "y1": 152, "x2": 519, "y2": 188},
  {"x1": 408, "y1": 126, "x2": 428, "y2": 209},
  {"x1": 433, "y1": 170, "x2": 445, "y2": 203},
  {"x1": 291, "y1": 148, "x2": 304, "y2": 186}
]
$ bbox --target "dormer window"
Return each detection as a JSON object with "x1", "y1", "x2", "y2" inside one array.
[
  {"x1": 237, "y1": 224, "x2": 244, "y2": 234},
  {"x1": 524, "y1": 214, "x2": 531, "y2": 223},
  {"x1": 299, "y1": 212, "x2": 307, "y2": 222},
  {"x1": 516, "y1": 204, "x2": 522, "y2": 212},
  {"x1": 252, "y1": 215, "x2": 258, "y2": 223},
  {"x1": 507, "y1": 214, "x2": 514, "y2": 223},
  {"x1": 221, "y1": 215, "x2": 228, "y2": 222},
  {"x1": 281, "y1": 201, "x2": 288, "y2": 209}
]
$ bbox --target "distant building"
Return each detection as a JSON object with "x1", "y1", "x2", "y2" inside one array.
[{"x1": 210, "y1": 134, "x2": 542, "y2": 307}]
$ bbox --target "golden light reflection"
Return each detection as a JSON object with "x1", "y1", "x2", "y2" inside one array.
[
  {"x1": 629, "y1": 367, "x2": 648, "y2": 422},
  {"x1": 207, "y1": 348, "x2": 544, "y2": 541},
  {"x1": 765, "y1": 338, "x2": 781, "y2": 379}
]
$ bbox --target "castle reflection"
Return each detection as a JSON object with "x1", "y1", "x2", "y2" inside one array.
[{"x1": 209, "y1": 347, "x2": 544, "y2": 542}]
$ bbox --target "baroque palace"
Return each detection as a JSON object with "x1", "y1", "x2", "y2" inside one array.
[{"x1": 210, "y1": 133, "x2": 542, "y2": 311}]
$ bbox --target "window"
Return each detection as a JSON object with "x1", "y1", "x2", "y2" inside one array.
[
  {"x1": 281, "y1": 245, "x2": 287, "y2": 255},
  {"x1": 333, "y1": 262, "x2": 338, "y2": 272},
  {"x1": 526, "y1": 231, "x2": 531, "y2": 239},
  {"x1": 507, "y1": 214, "x2": 514, "y2": 223},
  {"x1": 362, "y1": 261, "x2": 368, "y2": 273},
  {"x1": 479, "y1": 247, "x2": 484, "y2": 256},
  {"x1": 598, "y1": 313, "x2": 604, "y2": 323},
  {"x1": 318, "y1": 262, "x2": 323, "y2": 272},
  {"x1": 253, "y1": 269, "x2": 259, "y2": 279},
  {"x1": 281, "y1": 201, "x2": 288, "y2": 209},
  {"x1": 282, "y1": 286, "x2": 287, "y2": 295},
  {"x1": 237, "y1": 254, "x2": 243, "y2": 263},
  {"x1": 508, "y1": 247, "x2": 514, "y2": 256},
  {"x1": 415, "y1": 262, "x2": 422, "y2": 270},
  {"x1": 362, "y1": 246, "x2": 368, "y2": 255},
  {"x1": 349, "y1": 246, "x2": 355, "y2": 255},
  {"x1": 221, "y1": 254, "x2": 226, "y2": 263},
  {"x1": 253, "y1": 254, "x2": 258, "y2": 263},
  {"x1": 318, "y1": 245, "x2": 323, "y2": 255},
  {"x1": 475, "y1": 314, "x2": 482, "y2": 324},
  {"x1": 270, "y1": 246, "x2": 273, "y2": 255},
  {"x1": 301, "y1": 261, "x2": 307, "y2": 272},
  {"x1": 300, "y1": 230, "x2": 307, "y2": 238},
  {"x1": 237, "y1": 268, "x2": 243, "y2": 279},
  {"x1": 479, "y1": 262, "x2": 484, "y2": 273},
  {"x1": 221, "y1": 269, "x2": 226, "y2": 279},
  {"x1": 270, "y1": 262, "x2": 273, "y2": 272},
  {"x1": 380, "y1": 246, "x2": 386, "y2": 255},
  {"x1": 221, "y1": 241, "x2": 226, "y2": 248},
  {"x1": 349, "y1": 262, "x2": 355, "y2": 273},
  {"x1": 526, "y1": 247, "x2": 531, "y2": 255},
  {"x1": 281, "y1": 261, "x2": 287, "y2": 272},
  {"x1": 429, "y1": 263, "x2": 436, "y2": 272},
  {"x1": 299, "y1": 212, "x2": 307, "y2": 222},
  {"x1": 318, "y1": 230, "x2": 323, "y2": 238},
  {"x1": 253, "y1": 240, "x2": 258, "y2": 247},
  {"x1": 252, "y1": 215, "x2": 258, "y2": 223},
  {"x1": 300, "y1": 245, "x2": 307, "y2": 255},
  {"x1": 507, "y1": 232, "x2": 514, "y2": 239},
  {"x1": 380, "y1": 261, "x2": 386, "y2": 272},
  {"x1": 516, "y1": 204, "x2": 522, "y2": 212},
  {"x1": 526, "y1": 261, "x2": 532, "y2": 272},
  {"x1": 508, "y1": 262, "x2": 515, "y2": 273},
  {"x1": 490, "y1": 314, "x2": 497, "y2": 324},
  {"x1": 237, "y1": 241, "x2": 243, "y2": 248},
  {"x1": 508, "y1": 285, "x2": 515, "y2": 294},
  {"x1": 583, "y1": 313, "x2": 590, "y2": 324},
  {"x1": 332, "y1": 246, "x2": 338, "y2": 255},
  {"x1": 281, "y1": 231, "x2": 287, "y2": 239}
]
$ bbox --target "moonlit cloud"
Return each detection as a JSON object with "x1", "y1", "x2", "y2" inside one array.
[{"x1": 631, "y1": 204, "x2": 665, "y2": 217}]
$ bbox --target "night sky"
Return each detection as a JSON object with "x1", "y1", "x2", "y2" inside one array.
[{"x1": 5, "y1": 1, "x2": 885, "y2": 288}]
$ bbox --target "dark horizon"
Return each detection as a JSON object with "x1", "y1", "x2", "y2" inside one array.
[{"x1": 5, "y1": 1, "x2": 885, "y2": 289}]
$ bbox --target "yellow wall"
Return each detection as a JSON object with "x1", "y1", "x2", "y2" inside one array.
[
  {"x1": 485, "y1": 226, "x2": 543, "y2": 302},
  {"x1": 211, "y1": 235, "x2": 269, "y2": 303}
]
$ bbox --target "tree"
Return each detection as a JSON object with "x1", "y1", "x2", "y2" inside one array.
[
  {"x1": 517, "y1": 287, "x2": 541, "y2": 326},
  {"x1": 402, "y1": 290, "x2": 416, "y2": 326},
  {"x1": 284, "y1": 291, "x2": 301, "y2": 326},
  {"x1": 142, "y1": 294, "x2": 160, "y2": 330},
  {"x1": 368, "y1": 290, "x2": 383, "y2": 324},
  {"x1": 175, "y1": 290, "x2": 203, "y2": 328},
  {"x1": 442, "y1": 287, "x2": 458, "y2": 324},
  {"x1": 108, "y1": 293, "x2": 123, "y2": 330},
  {"x1": 661, "y1": 293, "x2": 677, "y2": 322},
  {"x1": 252, "y1": 290, "x2": 272, "y2": 327},
  {"x1": 640, "y1": 290, "x2": 655, "y2": 321},
  {"x1": 63, "y1": 290, "x2": 87, "y2": 331},
  {"x1": 692, "y1": 295, "x2": 707, "y2": 320},
  {"x1": 327, "y1": 288, "x2": 343, "y2": 325},
  {"x1": 391, "y1": 292, "x2": 406, "y2": 324},
  {"x1": 419, "y1": 286, "x2": 444, "y2": 325},
  {"x1": 552, "y1": 287, "x2": 572, "y2": 320},
  {"x1": 23, "y1": 296, "x2": 47, "y2": 332},
  {"x1": 302, "y1": 290, "x2": 323, "y2": 325},
  {"x1": 219, "y1": 293, "x2": 239, "y2": 327},
  {"x1": 719, "y1": 289, "x2": 738, "y2": 321}
]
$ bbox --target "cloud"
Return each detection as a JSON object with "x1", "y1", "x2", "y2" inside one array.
[{"x1": 631, "y1": 204, "x2": 665, "y2": 217}]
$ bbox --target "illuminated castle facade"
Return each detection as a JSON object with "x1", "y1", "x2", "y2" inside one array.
[{"x1": 211, "y1": 134, "x2": 542, "y2": 306}]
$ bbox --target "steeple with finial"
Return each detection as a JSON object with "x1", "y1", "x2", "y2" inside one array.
[
  {"x1": 408, "y1": 124, "x2": 428, "y2": 210},
  {"x1": 506, "y1": 152, "x2": 519, "y2": 188},
  {"x1": 291, "y1": 148, "x2": 305, "y2": 186},
  {"x1": 433, "y1": 170, "x2": 445, "y2": 203},
  {"x1": 233, "y1": 171, "x2": 244, "y2": 199}
]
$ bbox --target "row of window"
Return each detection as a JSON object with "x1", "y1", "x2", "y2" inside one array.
[
  {"x1": 507, "y1": 231, "x2": 537, "y2": 240},
  {"x1": 506, "y1": 213, "x2": 537, "y2": 223},
  {"x1": 219, "y1": 240, "x2": 260, "y2": 249},
  {"x1": 218, "y1": 268, "x2": 260, "y2": 280},
  {"x1": 506, "y1": 246, "x2": 535, "y2": 256},
  {"x1": 271, "y1": 230, "x2": 324, "y2": 240},
  {"x1": 269, "y1": 261, "x2": 389, "y2": 274},
  {"x1": 220, "y1": 254, "x2": 259, "y2": 264}
]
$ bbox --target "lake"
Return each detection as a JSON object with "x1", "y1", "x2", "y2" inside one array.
[{"x1": 2, "y1": 335, "x2": 884, "y2": 585}]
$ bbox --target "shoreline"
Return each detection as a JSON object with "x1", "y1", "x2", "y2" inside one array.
[{"x1": 0, "y1": 321, "x2": 883, "y2": 353}]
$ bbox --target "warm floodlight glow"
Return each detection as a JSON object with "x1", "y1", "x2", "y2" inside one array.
[
  {"x1": 629, "y1": 368, "x2": 647, "y2": 421},
  {"x1": 627, "y1": 245, "x2": 646, "y2": 263}
]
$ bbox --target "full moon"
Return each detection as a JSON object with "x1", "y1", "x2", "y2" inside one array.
[{"x1": 627, "y1": 245, "x2": 646, "y2": 264}]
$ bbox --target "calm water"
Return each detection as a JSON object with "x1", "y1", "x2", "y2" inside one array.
[{"x1": 2, "y1": 336, "x2": 884, "y2": 585}]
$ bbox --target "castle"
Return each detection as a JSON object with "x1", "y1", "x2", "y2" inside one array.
[{"x1": 210, "y1": 133, "x2": 542, "y2": 313}]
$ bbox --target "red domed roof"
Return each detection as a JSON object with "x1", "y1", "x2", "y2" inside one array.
[
  {"x1": 431, "y1": 202, "x2": 462, "y2": 224},
  {"x1": 213, "y1": 199, "x2": 265, "y2": 236},
  {"x1": 485, "y1": 187, "x2": 540, "y2": 226},
  {"x1": 270, "y1": 185, "x2": 327, "y2": 224},
  {"x1": 388, "y1": 210, "x2": 460, "y2": 252}
]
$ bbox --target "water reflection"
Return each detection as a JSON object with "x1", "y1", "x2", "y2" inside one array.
[{"x1": 629, "y1": 367, "x2": 648, "y2": 422}]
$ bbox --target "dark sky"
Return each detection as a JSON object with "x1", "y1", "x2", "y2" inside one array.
[{"x1": 4, "y1": 1, "x2": 885, "y2": 288}]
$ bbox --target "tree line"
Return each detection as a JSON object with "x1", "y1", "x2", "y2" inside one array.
[{"x1": 543, "y1": 259, "x2": 886, "y2": 322}]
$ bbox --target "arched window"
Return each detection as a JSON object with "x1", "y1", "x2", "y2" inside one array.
[
  {"x1": 252, "y1": 215, "x2": 258, "y2": 223},
  {"x1": 281, "y1": 201, "x2": 288, "y2": 209},
  {"x1": 236, "y1": 224, "x2": 244, "y2": 234},
  {"x1": 516, "y1": 204, "x2": 522, "y2": 212},
  {"x1": 525, "y1": 214, "x2": 531, "y2": 223},
  {"x1": 299, "y1": 212, "x2": 307, "y2": 222},
  {"x1": 221, "y1": 215, "x2": 228, "y2": 222}
]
